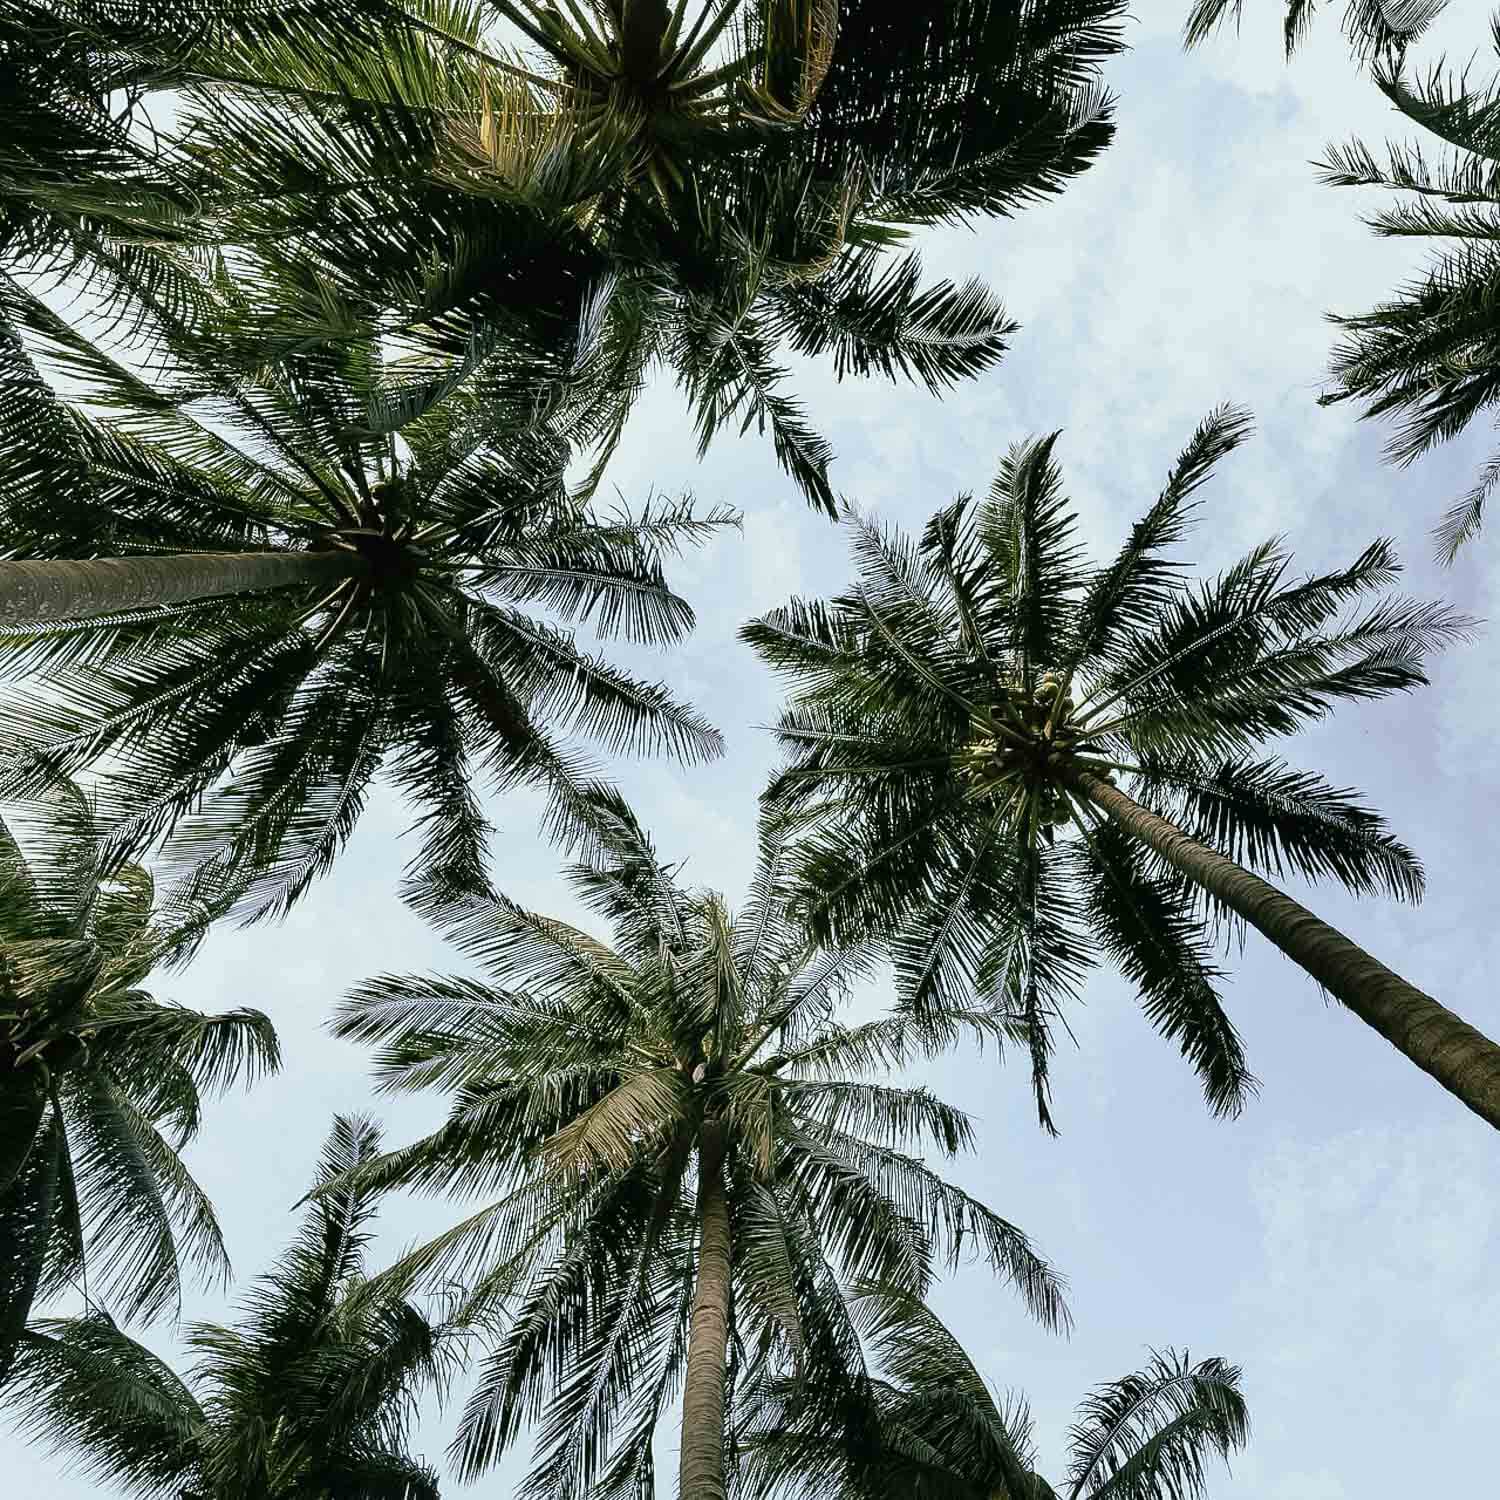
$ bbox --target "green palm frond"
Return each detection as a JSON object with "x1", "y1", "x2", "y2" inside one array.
[
  {"x1": 2, "y1": 1310, "x2": 202, "y2": 1497},
  {"x1": 62, "y1": 1068, "x2": 230, "y2": 1322},
  {"x1": 1064, "y1": 405, "x2": 1255, "y2": 674},
  {"x1": 1, "y1": 774, "x2": 276, "y2": 1348},
  {"x1": 739, "y1": 1288, "x2": 1247, "y2": 1500},
  {"x1": 1312, "y1": 27, "x2": 1500, "y2": 559},
  {"x1": 1063, "y1": 1349, "x2": 1249, "y2": 1500},
  {"x1": 0, "y1": 1101, "x2": 65, "y2": 1382},
  {"x1": 1181, "y1": 0, "x2": 1447, "y2": 64},
  {"x1": 1068, "y1": 818, "x2": 1255, "y2": 1119}
]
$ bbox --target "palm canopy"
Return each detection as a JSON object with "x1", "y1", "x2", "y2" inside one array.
[
  {"x1": 0, "y1": 773, "x2": 280, "y2": 1377},
  {"x1": 0, "y1": 273, "x2": 732, "y2": 921},
  {"x1": 169, "y1": 0, "x2": 1126, "y2": 510},
  {"x1": 1316, "y1": 24, "x2": 1500, "y2": 561},
  {"x1": 324, "y1": 791, "x2": 1070, "y2": 1498},
  {"x1": 0, "y1": 1, "x2": 444, "y2": 353},
  {"x1": 0, "y1": 1114, "x2": 452, "y2": 1500},
  {"x1": 739, "y1": 1281, "x2": 1249, "y2": 1500},
  {"x1": 1181, "y1": 0, "x2": 1448, "y2": 64},
  {"x1": 742, "y1": 405, "x2": 1474, "y2": 1131},
  {"x1": 0, "y1": 2, "x2": 186, "y2": 257}
]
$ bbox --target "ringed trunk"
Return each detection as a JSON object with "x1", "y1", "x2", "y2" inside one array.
[
  {"x1": 678, "y1": 1118, "x2": 732, "y2": 1500},
  {"x1": 1060, "y1": 762, "x2": 1500, "y2": 1131},
  {"x1": 0, "y1": 551, "x2": 362, "y2": 627}
]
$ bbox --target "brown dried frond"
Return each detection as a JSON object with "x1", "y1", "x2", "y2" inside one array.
[
  {"x1": 772, "y1": 172, "x2": 857, "y2": 285},
  {"x1": 796, "y1": 0, "x2": 839, "y2": 113}
]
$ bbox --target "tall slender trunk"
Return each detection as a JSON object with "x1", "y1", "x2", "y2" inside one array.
[
  {"x1": 0, "y1": 551, "x2": 362, "y2": 627},
  {"x1": 1060, "y1": 762, "x2": 1500, "y2": 1131},
  {"x1": 679, "y1": 1119, "x2": 732, "y2": 1500}
]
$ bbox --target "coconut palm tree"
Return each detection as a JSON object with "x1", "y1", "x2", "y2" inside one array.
[
  {"x1": 741, "y1": 405, "x2": 1500, "y2": 1132},
  {"x1": 325, "y1": 791, "x2": 1070, "y2": 1500},
  {"x1": 1316, "y1": 36, "x2": 1500, "y2": 561},
  {"x1": 0, "y1": 1114, "x2": 451, "y2": 1500},
  {"x1": 175, "y1": 0, "x2": 1127, "y2": 510},
  {"x1": 740, "y1": 1281, "x2": 1249, "y2": 1500},
  {"x1": 0, "y1": 772, "x2": 279, "y2": 1380},
  {"x1": 1181, "y1": 0, "x2": 1447, "y2": 65},
  {"x1": 0, "y1": 274, "x2": 731, "y2": 919}
]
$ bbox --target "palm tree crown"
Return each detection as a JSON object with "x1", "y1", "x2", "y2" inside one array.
[
  {"x1": 0, "y1": 1114, "x2": 451, "y2": 1500},
  {"x1": 1316, "y1": 30, "x2": 1500, "y2": 560},
  {"x1": 742, "y1": 405, "x2": 1492, "y2": 1129},
  {"x1": 741, "y1": 1281, "x2": 1249, "y2": 1500},
  {"x1": 172, "y1": 0, "x2": 1126, "y2": 510},
  {"x1": 1, "y1": 774, "x2": 279, "y2": 1377},
  {"x1": 325, "y1": 792, "x2": 1070, "y2": 1499},
  {"x1": 0, "y1": 276, "x2": 731, "y2": 920}
]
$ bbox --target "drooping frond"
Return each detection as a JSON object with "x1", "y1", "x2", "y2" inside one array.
[{"x1": 1062, "y1": 1348, "x2": 1249, "y2": 1500}]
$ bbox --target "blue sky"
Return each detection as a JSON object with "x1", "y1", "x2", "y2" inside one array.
[{"x1": 8, "y1": 5, "x2": 1500, "y2": 1497}]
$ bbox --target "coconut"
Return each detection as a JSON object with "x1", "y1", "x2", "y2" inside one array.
[{"x1": 45, "y1": 1033, "x2": 90, "y2": 1074}]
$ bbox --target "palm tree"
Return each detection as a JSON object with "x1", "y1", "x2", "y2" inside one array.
[
  {"x1": 0, "y1": 1114, "x2": 451, "y2": 1500},
  {"x1": 174, "y1": 0, "x2": 1128, "y2": 510},
  {"x1": 740, "y1": 1281, "x2": 1249, "y2": 1500},
  {"x1": 325, "y1": 792, "x2": 1071, "y2": 1500},
  {"x1": 1316, "y1": 38, "x2": 1500, "y2": 561},
  {"x1": 0, "y1": 772, "x2": 280, "y2": 1379},
  {"x1": 1181, "y1": 0, "x2": 1447, "y2": 65},
  {"x1": 0, "y1": 275, "x2": 731, "y2": 919},
  {"x1": 741, "y1": 405, "x2": 1500, "y2": 1132}
]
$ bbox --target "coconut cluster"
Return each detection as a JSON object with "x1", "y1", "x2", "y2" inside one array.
[
  {"x1": 4, "y1": 995, "x2": 92, "y2": 1080},
  {"x1": 956, "y1": 669, "x2": 1115, "y2": 831}
]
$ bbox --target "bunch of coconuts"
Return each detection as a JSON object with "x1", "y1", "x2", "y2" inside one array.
[
  {"x1": 958, "y1": 668, "x2": 1116, "y2": 832},
  {"x1": 3, "y1": 989, "x2": 92, "y2": 1083}
]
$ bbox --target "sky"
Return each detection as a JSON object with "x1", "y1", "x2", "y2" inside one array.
[{"x1": 7, "y1": 5, "x2": 1500, "y2": 1497}]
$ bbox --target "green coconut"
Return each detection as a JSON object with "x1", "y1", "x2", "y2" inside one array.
[{"x1": 45, "y1": 1033, "x2": 90, "y2": 1074}]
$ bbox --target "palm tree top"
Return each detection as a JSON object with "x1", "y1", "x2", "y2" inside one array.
[
  {"x1": 326, "y1": 790, "x2": 1070, "y2": 1494},
  {"x1": 2, "y1": 772, "x2": 279, "y2": 1369},
  {"x1": 743, "y1": 405, "x2": 1474, "y2": 1128},
  {"x1": 0, "y1": 273, "x2": 735, "y2": 919},
  {"x1": 156, "y1": 0, "x2": 1125, "y2": 512},
  {"x1": 1, "y1": 1114, "x2": 453, "y2": 1500}
]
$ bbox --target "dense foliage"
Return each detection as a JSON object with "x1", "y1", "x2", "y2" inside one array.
[{"x1": 3, "y1": 3, "x2": 1499, "y2": 1498}]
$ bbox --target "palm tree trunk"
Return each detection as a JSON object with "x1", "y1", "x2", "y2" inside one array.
[
  {"x1": 679, "y1": 1119, "x2": 732, "y2": 1500},
  {"x1": 0, "y1": 551, "x2": 362, "y2": 627},
  {"x1": 1060, "y1": 762, "x2": 1500, "y2": 1130},
  {"x1": 0, "y1": 1069, "x2": 46, "y2": 1198}
]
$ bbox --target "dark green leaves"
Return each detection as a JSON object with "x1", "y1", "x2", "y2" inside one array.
[
  {"x1": 1, "y1": 1115, "x2": 448, "y2": 1500},
  {"x1": 0, "y1": 281, "x2": 730, "y2": 917},
  {"x1": 1313, "y1": 24, "x2": 1500, "y2": 559},
  {"x1": 739, "y1": 1287, "x2": 1247, "y2": 1500}
]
